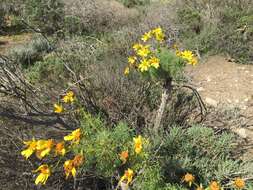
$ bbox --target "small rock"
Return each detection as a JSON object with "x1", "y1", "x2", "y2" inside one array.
[
  {"x1": 197, "y1": 87, "x2": 205, "y2": 92},
  {"x1": 207, "y1": 77, "x2": 211, "y2": 82},
  {"x1": 205, "y1": 97, "x2": 218, "y2": 107},
  {"x1": 234, "y1": 128, "x2": 248, "y2": 139}
]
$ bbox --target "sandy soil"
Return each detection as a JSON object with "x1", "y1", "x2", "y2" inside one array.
[
  {"x1": 186, "y1": 56, "x2": 253, "y2": 159},
  {"x1": 186, "y1": 55, "x2": 253, "y2": 117}
]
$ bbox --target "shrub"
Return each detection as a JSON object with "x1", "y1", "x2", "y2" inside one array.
[
  {"x1": 175, "y1": 0, "x2": 253, "y2": 64},
  {"x1": 63, "y1": 0, "x2": 138, "y2": 35},
  {"x1": 19, "y1": 108, "x2": 253, "y2": 189},
  {"x1": 8, "y1": 35, "x2": 51, "y2": 68},
  {"x1": 26, "y1": 55, "x2": 66, "y2": 87},
  {"x1": 24, "y1": 0, "x2": 64, "y2": 34},
  {"x1": 158, "y1": 126, "x2": 253, "y2": 188}
]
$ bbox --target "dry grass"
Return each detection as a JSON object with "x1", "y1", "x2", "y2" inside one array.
[{"x1": 63, "y1": 0, "x2": 139, "y2": 33}]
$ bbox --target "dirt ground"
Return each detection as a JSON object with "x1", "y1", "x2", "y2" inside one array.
[
  {"x1": 0, "y1": 33, "x2": 32, "y2": 54},
  {"x1": 186, "y1": 56, "x2": 253, "y2": 159}
]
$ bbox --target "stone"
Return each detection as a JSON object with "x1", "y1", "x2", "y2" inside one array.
[{"x1": 205, "y1": 97, "x2": 218, "y2": 107}]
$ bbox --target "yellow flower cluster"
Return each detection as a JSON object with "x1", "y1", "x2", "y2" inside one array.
[
  {"x1": 133, "y1": 135, "x2": 143, "y2": 154},
  {"x1": 182, "y1": 173, "x2": 195, "y2": 187},
  {"x1": 21, "y1": 128, "x2": 83, "y2": 185},
  {"x1": 234, "y1": 178, "x2": 245, "y2": 189},
  {"x1": 64, "y1": 154, "x2": 84, "y2": 179},
  {"x1": 22, "y1": 129, "x2": 145, "y2": 186},
  {"x1": 182, "y1": 173, "x2": 246, "y2": 190},
  {"x1": 141, "y1": 27, "x2": 165, "y2": 43},
  {"x1": 124, "y1": 27, "x2": 165, "y2": 75},
  {"x1": 54, "y1": 91, "x2": 75, "y2": 113},
  {"x1": 120, "y1": 168, "x2": 134, "y2": 185},
  {"x1": 21, "y1": 138, "x2": 56, "y2": 160},
  {"x1": 119, "y1": 150, "x2": 129, "y2": 164},
  {"x1": 33, "y1": 164, "x2": 51, "y2": 185},
  {"x1": 117, "y1": 135, "x2": 144, "y2": 188},
  {"x1": 176, "y1": 49, "x2": 198, "y2": 66}
]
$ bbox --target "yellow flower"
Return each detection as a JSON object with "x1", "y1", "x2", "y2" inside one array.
[
  {"x1": 209, "y1": 181, "x2": 220, "y2": 190},
  {"x1": 196, "y1": 184, "x2": 204, "y2": 190},
  {"x1": 128, "y1": 56, "x2": 137, "y2": 66},
  {"x1": 189, "y1": 57, "x2": 198, "y2": 66},
  {"x1": 34, "y1": 164, "x2": 51, "y2": 185},
  {"x1": 64, "y1": 160, "x2": 76, "y2": 179},
  {"x1": 182, "y1": 173, "x2": 195, "y2": 186},
  {"x1": 234, "y1": 178, "x2": 245, "y2": 189},
  {"x1": 177, "y1": 50, "x2": 198, "y2": 65},
  {"x1": 64, "y1": 128, "x2": 81, "y2": 144},
  {"x1": 55, "y1": 141, "x2": 66, "y2": 156},
  {"x1": 36, "y1": 139, "x2": 54, "y2": 159},
  {"x1": 133, "y1": 43, "x2": 143, "y2": 51},
  {"x1": 138, "y1": 59, "x2": 150, "y2": 72},
  {"x1": 133, "y1": 135, "x2": 142, "y2": 154},
  {"x1": 124, "y1": 67, "x2": 130, "y2": 76},
  {"x1": 21, "y1": 138, "x2": 37, "y2": 159},
  {"x1": 54, "y1": 103, "x2": 63, "y2": 113},
  {"x1": 119, "y1": 151, "x2": 129, "y2": 164},
  {"x1": 62, "y1": 91, "x2": 75, "y2": 103},
  {"x1": 180, "y1": 50, "x2": 194, "y2": 60},
  {"x1": 137, "y1": 45, "x2": 150, "y2": 57},
  {"x1": 72, "y1": 154, "x2": 84, "y2": 167},
  {"x1": 64, "y1": 154, "x2": 84, "y2": 179},
  {"x1": 176, "y1": 50, "x2": 182, "y2": 56},
  {"x1": 141, "y1": 31, "x2": 152, "y2": 42},
  {"x1": 149, "y1": 56, "x2": 160, "y2": 69},
  {"x1": 120, "y1": 168, "x2": 134, "y2": 185},
  {"x1": 152, "y1": 27, "x2": 165, "y2": 42}
]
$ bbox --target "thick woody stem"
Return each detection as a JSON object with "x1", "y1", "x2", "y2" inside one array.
[{"x1": 153, "y1": 78, "x2": 172, "y2": 134}]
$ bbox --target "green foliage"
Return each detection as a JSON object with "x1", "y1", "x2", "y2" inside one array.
[
  {"x1": 156, "y1": 48, "x2": 185, "y2": 82},
  {"x1": 69, "y1": 114, "x2": 253, "y2": 189},
  {"x1": 26, "y1": 55, "x2": 65, "y2": 85},
  {"x1": 24, "y1": 0, "x2": 64, "y2": 34},
  {"x1": 63, "y1": 16, "x2": 83, "y2": 35},
  {"x1": 176, "y1": 0, "x2": 253, "y2": 64},
  {"x1": 133, "y1": 163, "x2": 187, "y2": 190},
  {"x1": 9, "y1": 35, "x2": 51, "y2": 68},
  {"x1": 177, "y1": 8, "x2": 202, "y2": 36},
  {"x1": 75, "y1": 112, "x2": 150, "y2": 178},
  {"x1": 158, "y1": 126, "x2": 253, "y2": 188}
]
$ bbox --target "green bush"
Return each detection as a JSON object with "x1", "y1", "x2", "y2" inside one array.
[
  {"x1": 63, "y1": 15, "x2": 83, "y2": 35},
  {"x1": 176, "y1": 0, "x2": 253, "y2": 64},
  {"x1": 158, "y1": 126, "x2": 253, "y2": 188},
  {"x1": 8, "y1": 35, "x2": 51, "y2": 68},
  {"x1": 26, "y1": 55, "x2": 65, "y2": 86},
  {"x1": 72, "y1": 115, "x2": 253, "y2": 189},
  {"x1": 24, "y1": 0, "x2": 64, "y2": 34},
  {"x1": 177, "y1": 8, "x2": 202, "y2": 36}
]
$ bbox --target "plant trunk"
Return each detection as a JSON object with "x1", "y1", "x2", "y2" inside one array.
[{"x1": 153, "y1": 78, "x2": 172, "y2": 133}]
